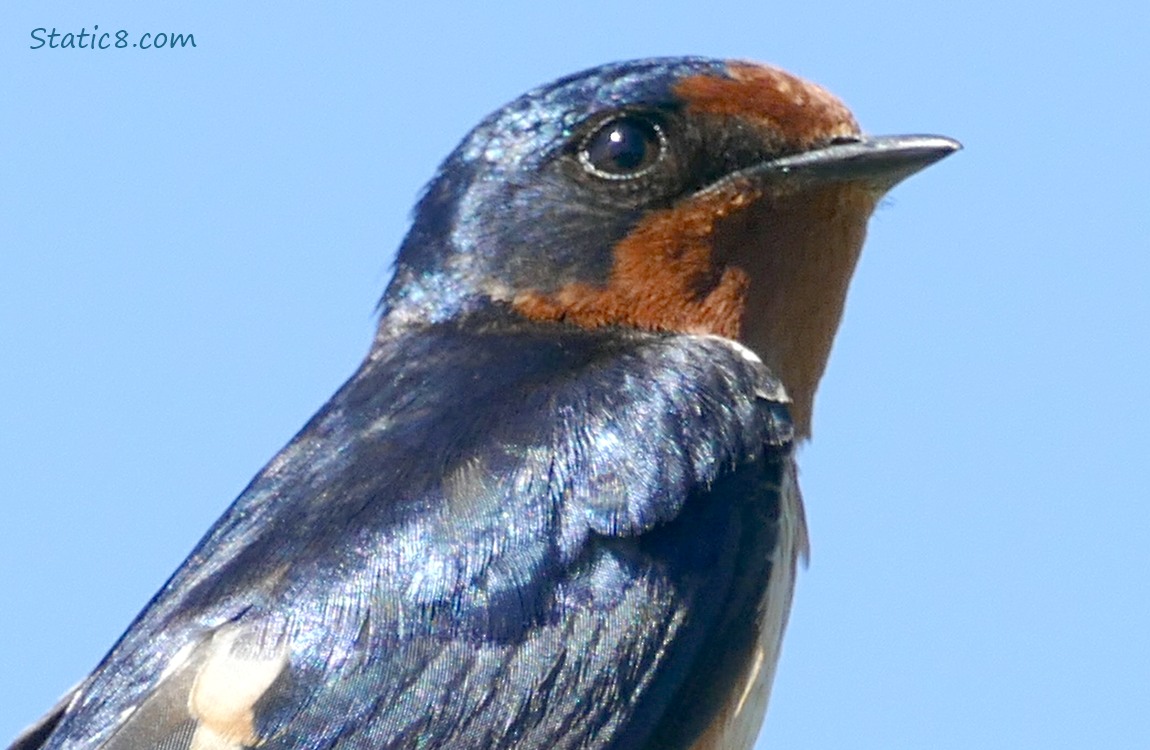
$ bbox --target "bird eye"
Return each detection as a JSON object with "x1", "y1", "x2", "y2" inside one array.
[{"x1": 578, "y1": 116, "x2": 665, "y2": 179}]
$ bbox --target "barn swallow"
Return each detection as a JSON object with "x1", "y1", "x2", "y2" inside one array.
[{"x1": 9, "y1": 57, "x2": 957, "y2": 750}]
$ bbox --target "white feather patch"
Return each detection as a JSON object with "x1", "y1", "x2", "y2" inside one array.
[{"x1": 188, "y1": 627, "x2": 288, "y2": 750}]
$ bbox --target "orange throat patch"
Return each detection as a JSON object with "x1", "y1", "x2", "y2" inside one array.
[
  {"x1": 512, "y1": 185, "x2": 757, "y2": 340},
  {"x1": 512, "y1": 179, "x2": 878, "y2": 439}
]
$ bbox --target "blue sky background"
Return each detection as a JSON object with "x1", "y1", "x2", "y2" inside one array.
[{"x1": 2, "y1": 2, "x2": 1147, "y2": 748}]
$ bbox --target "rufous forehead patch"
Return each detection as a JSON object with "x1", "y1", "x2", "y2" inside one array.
[{"x1": 674, "y1": 62, "x2": 860, "y2": 148}]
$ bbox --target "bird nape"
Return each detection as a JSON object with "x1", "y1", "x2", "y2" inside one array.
[{"x1": 10, "y1": 57, "x2": 957, "y2": 750}]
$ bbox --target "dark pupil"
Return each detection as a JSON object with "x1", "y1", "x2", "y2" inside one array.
[{"x1": 585, "y1": 118, "x2": 659, "y2": 175}]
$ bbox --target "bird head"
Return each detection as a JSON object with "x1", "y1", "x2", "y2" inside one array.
[{"x1": 379, "y1": 57, "x2": 958, "y2": 437}]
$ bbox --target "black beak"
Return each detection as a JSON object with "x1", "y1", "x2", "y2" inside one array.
[{"x1": 751, "y1": 134, "x2": 961, "y2": 190}]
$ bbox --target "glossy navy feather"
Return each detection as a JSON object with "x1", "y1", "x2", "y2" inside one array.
[{"x1": 30, "y1": 319, "x2": 793, "y2": 750}]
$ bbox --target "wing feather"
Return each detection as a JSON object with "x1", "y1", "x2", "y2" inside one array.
[{"x1": 15, "y1": 325, "x2": 797, "y2": 750}]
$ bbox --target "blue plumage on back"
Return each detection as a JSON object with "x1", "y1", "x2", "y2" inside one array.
[{"x1": 40, "y1": 320, "x2": 794, "y2": 750}]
